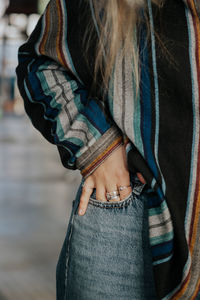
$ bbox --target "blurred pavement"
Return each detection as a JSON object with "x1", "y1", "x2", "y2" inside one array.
[{"x1": 0, "y1": 113, "x2": 81, "y2": 300}]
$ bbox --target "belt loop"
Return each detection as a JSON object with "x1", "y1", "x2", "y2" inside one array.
[
  {"x1": 130, "y1": 172, "x2": 147, "y2": 196},
  {"x1": 132, "y1": 181, "x2": 147, "y2": 196}
]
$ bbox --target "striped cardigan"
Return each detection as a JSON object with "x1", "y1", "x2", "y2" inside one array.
[{"x1": 16, "y1": 0, "x2": 200, "y2": 299}]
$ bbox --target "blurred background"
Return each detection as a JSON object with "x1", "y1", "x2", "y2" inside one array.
[{"x1": 0, "y1": 0, "x2": 81, "y2": 299}]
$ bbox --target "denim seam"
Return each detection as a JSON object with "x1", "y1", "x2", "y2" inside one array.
[
  {"x1": 64, "y1": 216, "x2": 74, "y2": 300},
  {"x1": 64, "y1": 205, "x2": 77, "y2": 300}
]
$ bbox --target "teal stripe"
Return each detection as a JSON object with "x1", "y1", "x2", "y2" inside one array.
[
  {"x1": 73, "y1": 95, "x2": 84, "y2": 111},
  {"x1": 184, "y1": 6, "x2": 197, "y2": 238},
  {"x1": 35, "y1": 11, "x2": 45, "y2": 55},
  {"x1": 75, "y1": 114, "x2": 101, "y2": 138},
  {"x1": 134, "y1": 87, "x2": 144, "y2": 155},
  {"x1": 151, "y1": 178, "x2": 157, "y2": 189},
  {"x1": 37, "y1": 67, "x2": 60, "y2": 110},
  {"x1": 37, "y1": 63, "x2": 100, "y2": 143},
  {"x1": 150, "y1": 231, "x2": 174, "y2": 246},
  {"x1": 66, "y1": 137, "x2": 84, "y2": 147},
  {"x1": 36, "y1": 68, "x2": 76, "y2": 145},
  {"x1": 147, "y1": 0, "x2": 166, "y2": 195},
  {"x1": 153, "y1": 253, "x2": 173, "y2": 266},
  {"x1": 148, "y1": 201, "x2": 167, "y2": 216},
  {"x1": 60, "y1": 0, "x2": 83, "y2": 84},
  {"x1": 24, "y1": 77, "x2": 72, "y2": 157},
  {"x1": 133, "y1": 29, "x2": 144, "y2": 155},
  {"x1": 69, "y1": 79, "x2": 79, "y2": 91},
  {"x1": 18, "y1": 52, "x2": 31, "y2": 55}
]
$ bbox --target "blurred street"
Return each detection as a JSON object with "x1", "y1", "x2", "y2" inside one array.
[
  {"x1": 0, "y1": 113, "x2": 81, "y2": 300},
  {"x1": 0, "y1": 1, "x2": 82, "y2": 298}
]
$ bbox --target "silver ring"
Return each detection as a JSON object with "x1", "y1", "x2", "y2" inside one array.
[
  {"x1": 106, "y1": 190, "x2": 119, "y2": 197},
  {"x1": 106, "y1": 194, "x2": 119, "y2": 201},
  {"x1": 106, "y1": 194, "x2": 120, "y2": 202},
  {"x1": 118, "y1": 185, "x2": 131, "y2": 191},
  {"x1": 106, "y1": 191, "x2": 120, "y2": 201}
]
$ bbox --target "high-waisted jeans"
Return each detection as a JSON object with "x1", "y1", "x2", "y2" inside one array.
[{"x1": 56, "y1": 172, "x2": 157, "y2": 300}]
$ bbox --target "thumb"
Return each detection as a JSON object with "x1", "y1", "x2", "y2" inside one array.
[{"x1": 79, "y1": 178, "x2": 95, "y2": 216}]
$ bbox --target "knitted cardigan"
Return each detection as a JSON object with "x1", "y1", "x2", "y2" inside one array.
[{"x1": 16, "y1": 0, "x2": 200, "y2": 299}]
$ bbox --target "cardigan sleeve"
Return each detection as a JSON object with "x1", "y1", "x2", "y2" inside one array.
[{"x1": 16, "y1": 0, "x2": 124, "y2": 179}]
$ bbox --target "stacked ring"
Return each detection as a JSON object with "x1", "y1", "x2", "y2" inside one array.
[
  {"x1": 106, "y1": 190, "x2": 120, "y2": 201},
  {"x1": 82, "y1": 182, "x2": 132, "y2": 202}
]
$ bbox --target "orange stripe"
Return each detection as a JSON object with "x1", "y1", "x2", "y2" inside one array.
[
  {"x1": 123, "y1": 135, "x2": 130, "y2": 147},
  {"x1": 185, "y1": 0, "x2": 200, "y2": 266},
  {"x1": 56, "y1": 0, "x2": 69, "y2": 69},
  {"x1": 81, "y1": 137, "x2": 123, "y2": 175},
  {"x1": 39, "y1": 3, "x2": 51, "y2": 55},
  {"x1": 81, "y1": 136, "x2": 123, "y2": 177},
  {"x1": 191, "y1": 279, "x2": 200, "y2": 300},
  {"x1": 56, "y1": 0, "x2": 64, "y2": 66},
  {"x1": 172, "y1": 1, "x2": 200, "y2": 298}
]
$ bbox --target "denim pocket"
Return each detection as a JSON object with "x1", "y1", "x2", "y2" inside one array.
[{"x1": 66, "y1": 187, "x2": 147, "y2": 300}]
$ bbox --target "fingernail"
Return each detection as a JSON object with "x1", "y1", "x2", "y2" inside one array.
[{"x1": 78, "y1": 209, "x2": 84, "y2": 216}]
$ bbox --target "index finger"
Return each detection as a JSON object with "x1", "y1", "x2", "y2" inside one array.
[{"x1": 78, "y1": 183, "x2": 94, "y2": 216}]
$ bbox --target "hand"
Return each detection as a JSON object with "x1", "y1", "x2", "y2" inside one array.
[{"x1": 78, "y1": 144, "x2": 146, "y2": 216}]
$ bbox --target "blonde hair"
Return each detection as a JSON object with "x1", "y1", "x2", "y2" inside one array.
[{"x1": 87, "y1": 0, "x2": 163, "y2": 97}]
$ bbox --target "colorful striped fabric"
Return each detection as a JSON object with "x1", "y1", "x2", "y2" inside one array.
[
  {"x1": 16, "y1": 0, "x2": 124, "y2": 179},
  {"x1": 115, "y1": 0, "x2": 200, "y2": 298},
  {"x1": 16, "y1": 0, "x2": 200, "y2": 299}
]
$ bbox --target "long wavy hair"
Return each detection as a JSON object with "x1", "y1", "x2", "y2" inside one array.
[{"x1": 86, "y1": 0, "x2": 164, "y2": 97}]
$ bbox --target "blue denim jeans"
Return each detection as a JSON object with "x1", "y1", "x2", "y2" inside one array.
[{"x1": 56, "y1": 172, "x2": 157, "y2": 300}]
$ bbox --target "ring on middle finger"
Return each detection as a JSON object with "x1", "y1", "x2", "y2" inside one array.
[
  {"x1": 106, "y1": 195, "x2": 120, "y2": 201},
  {"x1": 106, "y1": 190, "x2": 119, "y2": 197},
  {"x1": 106, "y1": 191, "x2": 120, "y2": 201}
]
